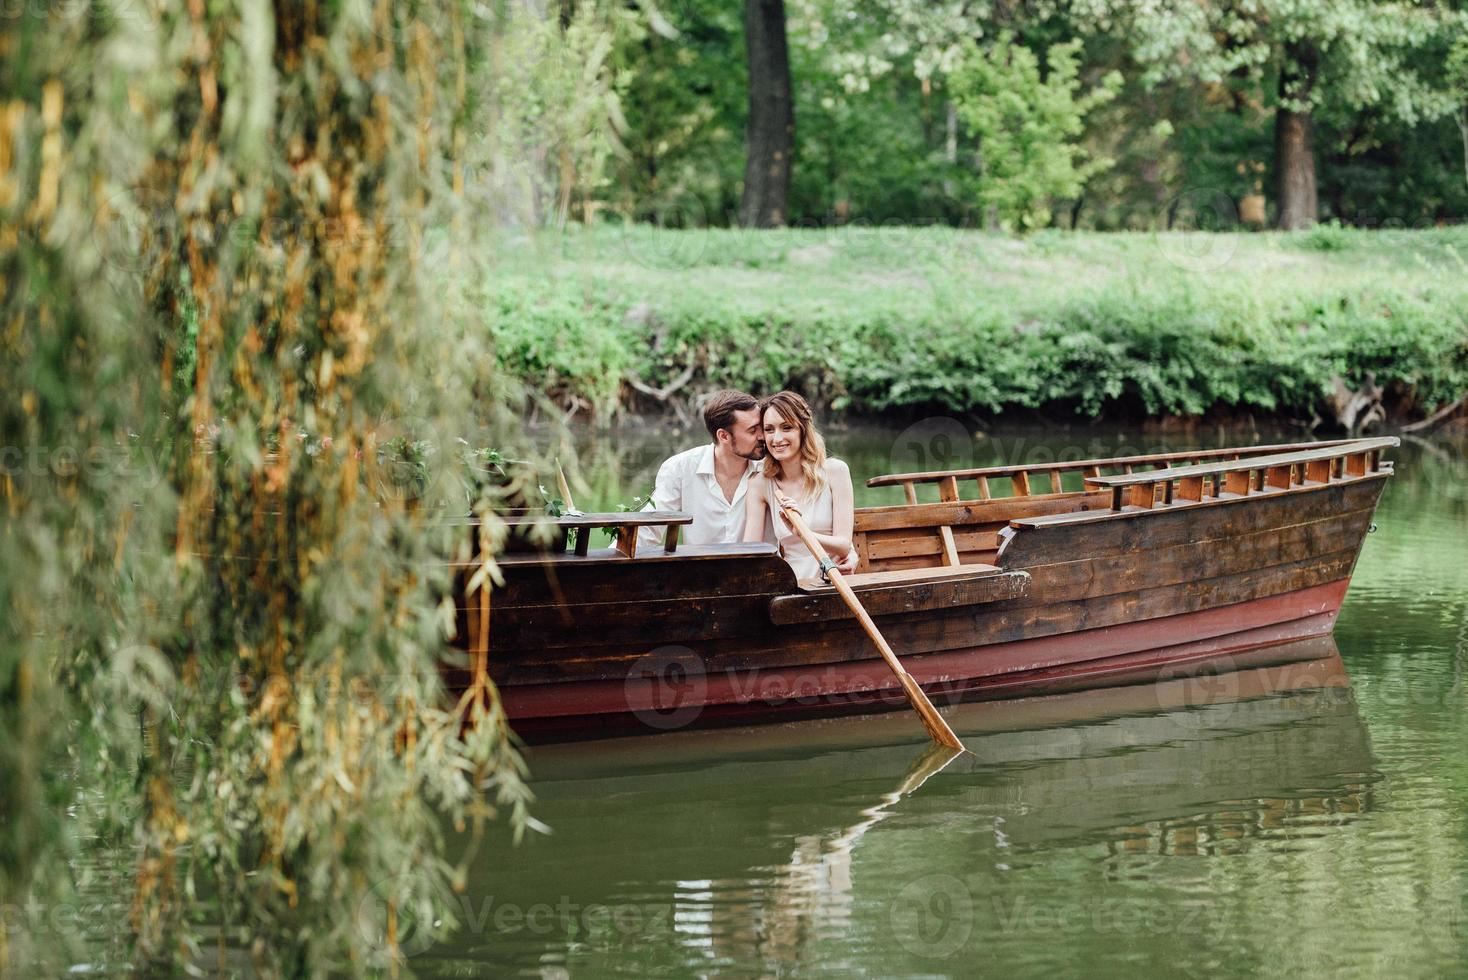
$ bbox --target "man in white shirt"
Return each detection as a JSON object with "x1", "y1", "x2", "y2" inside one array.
[{"x1": 639, "y1": 390, "x2": 771, "y2": 549}]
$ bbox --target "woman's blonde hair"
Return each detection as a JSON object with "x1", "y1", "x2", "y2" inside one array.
[{"x1": 760, "y1": 391, "x2": 827, "y2": 500}]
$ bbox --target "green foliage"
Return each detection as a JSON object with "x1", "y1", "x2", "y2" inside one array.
[
  {"x1": 487, "y1": 279, "x2": 634, "y2": 416},
  {"x1": 1, "y1": 1, "x2": 561, "y2": 976},
  {"x1": 1073, "y1": 0, "x2": 1455, "y2": 118},
  {"x1": 948, "y1": 35, "x2": 1122, "y2": 231},
  {"x1": 1302, "y1": 219, "x2": 1352, "y2": 251},
  {"x1": 488, "y1": 226, "x2": 1468, "y2": 423},
  {"x1": 608, "y1": 0, "x2": 1467, "y2": 230},
  {"x1": 488, "y1": 0, "x2": 634, "y2": 225},
  {"x1": 608, "y1": 0, "x2": 747, "y2": 223}
]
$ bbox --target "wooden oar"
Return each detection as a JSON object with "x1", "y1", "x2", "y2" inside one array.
[
  {"x1": 555, "y1": 460, "x2": 582, "y2": 516},
  {"x1": 777, "y1": 502, "x2": 965, "y2": 751}
]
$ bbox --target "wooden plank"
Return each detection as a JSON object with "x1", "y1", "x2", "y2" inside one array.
[
  {"x1": 1126, "y1": 483, "x2": 1156, "y2": 510},
  {"x1": 489, "y1": 541, "x2": 781, "y2": 568},
  {"x1": 939, "y1": 526, "x2": 961, "y2": 566},
  {"x1": 770, "y1": 570, "x2": 1030, "y2": 625},
  {"x1": 1011, "y1": 507, "x2": 1376, "y2": 606},
  {"x1": 484, "y1": 551, "x2": 795, "y2": 609},
  {"x1": 939, "y1": 476, "x2": 960, "y2": 502},
  {"x1": 1266, "y1": 465, "x2": 1291, "y2": 489},
  {"x1": 1012, "y1": 471, "x2": 1031, "y2": 496},
  {"x1": 855, "y1": 492, "x2": 1107, "y2": 533},
  {"x1": 1305, "y1": 459, "x2": 1331, "y2": 484},
  {"x1": 1225, "y1": 470, "x2": 1252, "y2": 496},
  {"x1": 1088, "y1": 438, "x2": 1398, "y2": 489},
  {"x1": 499, "y1": 510, "x2": 694, "y2": 529},
  {"x1": 903, "y1": 482, "x2": 917, "y2": 505},
  {"x1": 1178, "y1": 476, "x2": 1204, "y2": 502},
  {"x1": 1004, "y1": 478, "x2": 1386, "y2": 560},
  {"x1": 977, "y1": 476, "x2": 991, "y2": 500},
  {"x1": 663, "y1": 523, "x2": 680, "y2": 553},
  {"x1": 481, "y1": 551, "x2": 1360, "y2": 679},
  {"x1": 866, "y1": 439, "x2": 1368, "y2": 488},
  {"x1": 875, "y1": 549, "x2": 1000, "y2": 573},
  {"x1": 864, "y1": 528, "x2": 1003, "y2": 561},
  {"x1": 835, "y1": 564, "x2": 1000, "y2": 587}
]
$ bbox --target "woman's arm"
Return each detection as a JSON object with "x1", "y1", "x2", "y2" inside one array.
[
  {"x1": 806, "y1": 459, "x2": 855, "y2": 563},
  {"x1": 742, "y1": 473, "x2": 770, "y2": 542}
]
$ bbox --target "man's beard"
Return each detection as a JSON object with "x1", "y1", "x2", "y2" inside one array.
[{"x1": 738, "y1": 442, "x2": 768, "y2": 461}]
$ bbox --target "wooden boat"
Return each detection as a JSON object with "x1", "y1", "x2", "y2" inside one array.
[{"x1": 452, "y1": 437, "x2": 1397, "y2": 742}]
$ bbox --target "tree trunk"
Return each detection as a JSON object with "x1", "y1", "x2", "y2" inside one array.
[
  {"x1": 739, "y1": 0, "x2": 793, "y2": 228},
  {"x1": 1275, "y1": 44, "x2": 1319, "y2": 230},
  {"x1": 1457, "y1": 108, "x2": 1468, "y2": 191}
]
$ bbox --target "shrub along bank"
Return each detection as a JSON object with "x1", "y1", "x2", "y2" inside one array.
[{"x1": 489, "y1": 225, "x2": 1468, "y2": 426}]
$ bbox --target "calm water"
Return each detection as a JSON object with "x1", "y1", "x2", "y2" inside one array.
[{"x1": 411, "y1": 423, "x2": 1468, "y2": 979}]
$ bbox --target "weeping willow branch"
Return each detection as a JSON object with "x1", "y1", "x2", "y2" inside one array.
[{"x1": 1, "y1": 0, "x2": 557, "y2": 975}]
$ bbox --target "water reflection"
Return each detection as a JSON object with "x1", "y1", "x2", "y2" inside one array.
[{"x1": 423, "y1": 636, "x2": 1380, "y2": 977}]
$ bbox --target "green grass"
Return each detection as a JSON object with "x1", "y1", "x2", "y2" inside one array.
[{"x1": 486, "y1": 225, "x2": 1468, "y2": 422}]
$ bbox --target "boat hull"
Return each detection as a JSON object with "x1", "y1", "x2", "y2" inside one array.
[{"x1": 498, "y1": 579, "x2": 1347, "y2": 741}]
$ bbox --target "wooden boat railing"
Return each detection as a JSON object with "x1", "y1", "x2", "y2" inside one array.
[
  {"x1": 1083, "y1": 437, "x2": 1399, "y2": 512},
  {"x1": 502, "y1": 510, "x2": 692, "y2": 557},
  {"x1": 867, "y1": 439, "x2": 1365, "y2": 505}
]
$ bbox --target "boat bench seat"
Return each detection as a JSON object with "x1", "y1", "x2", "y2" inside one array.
[
  {"x1": 836, "y1": 563, "x2": 1001, "y2": 589},
  {"x1": 770, "y1": 563, "x2": 1028, "y2": 624},
  {"x1": 662, "y1": 542, "x2": 782, "y2": 560}
]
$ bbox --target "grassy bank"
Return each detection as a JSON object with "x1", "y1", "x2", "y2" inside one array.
[{"x1": 488, "y1": 225, "x2": 1468, "y2": 426}]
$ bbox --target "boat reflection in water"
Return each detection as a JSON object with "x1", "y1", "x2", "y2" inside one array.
[{"x1": 420, "y1": 635, "x2": 1374, "y2": 978}]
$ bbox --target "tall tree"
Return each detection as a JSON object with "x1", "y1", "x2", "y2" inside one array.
[
  {"x1": 1276, "y1": 40, "x2": 1321, "y2": 228},
  {"x1": 740, "y1": 0, "x2": 795, "y2": 227},
  {"x1": 1072, "y1": 0, "x2": 1456, "y2": 229},
  {"x1": 948, "y1": 34, "x2": 1122, "y2": 230}
]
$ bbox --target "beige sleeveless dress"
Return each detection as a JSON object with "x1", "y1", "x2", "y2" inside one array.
[{"x1": 768, "y1": 479, "x2": 836, "y2": 584}]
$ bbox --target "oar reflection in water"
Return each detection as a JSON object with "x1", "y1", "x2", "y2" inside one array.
[{"x1": 731, "y1": 742, "x2": 964, "y2": 962}]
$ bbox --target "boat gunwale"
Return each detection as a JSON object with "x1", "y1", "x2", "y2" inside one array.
[
  {"x1": 866, "y1": 437, "x2": 1375, "y2": 488},
  {"x1": 1001, "y1": 465, "x2": 1393, "y2": 536}
]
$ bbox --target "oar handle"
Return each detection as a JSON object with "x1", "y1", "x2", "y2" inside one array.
[{"x1": 777, "y1": 502, "x2": 965, "y2": 751}]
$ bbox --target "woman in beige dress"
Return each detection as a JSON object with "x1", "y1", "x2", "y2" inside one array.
[{"x1": 742, "y1": 391, "x2": 858, "y2": 583}]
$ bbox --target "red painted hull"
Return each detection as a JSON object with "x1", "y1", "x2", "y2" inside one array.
[{"x1": 501, "y1": 578, "x2": 1348, "y2": 742}]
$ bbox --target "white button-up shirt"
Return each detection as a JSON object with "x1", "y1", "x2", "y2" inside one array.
[{"x1": 638, "y1": 444, "x2": 772, "y2": 548}]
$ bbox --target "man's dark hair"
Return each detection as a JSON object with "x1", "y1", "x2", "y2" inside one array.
[{"x1": 703, "y1": 389, "x2": 759, "y2": 440}]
